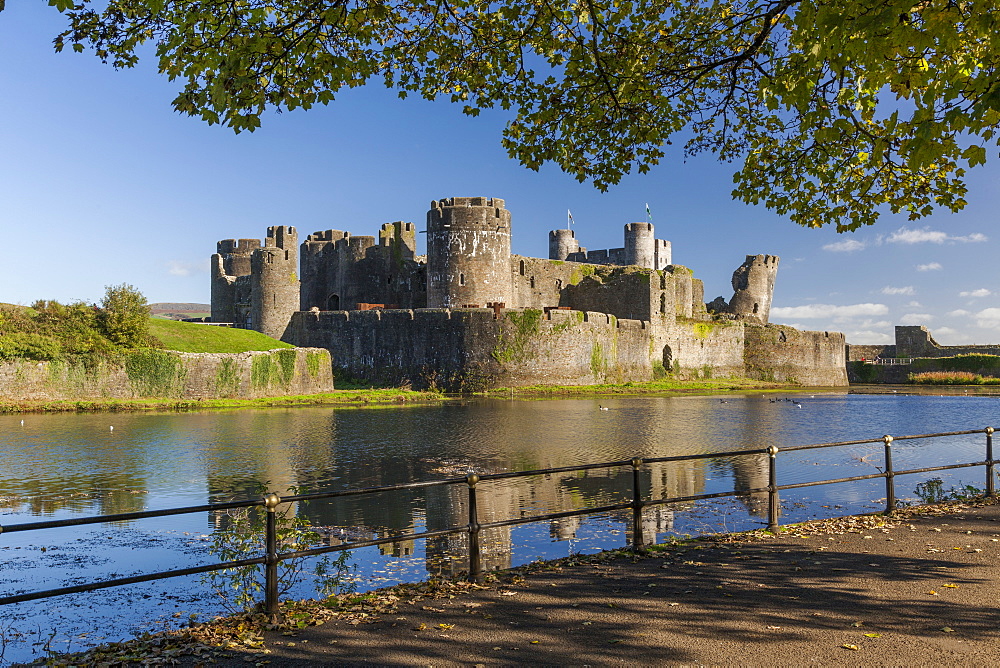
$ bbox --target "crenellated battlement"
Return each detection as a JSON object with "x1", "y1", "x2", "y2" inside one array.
[{"x1": 217, "y1": 238, "x2": 261, "y2": 255}]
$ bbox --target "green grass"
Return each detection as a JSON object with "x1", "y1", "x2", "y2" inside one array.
[
  {"x1": 0, "y1": 389, "x2": 445, "y2": 414},
  {"x1": 147, "y1": 319, "x2": 295, "y2": 353},
  {"x1": 477, "y1": 377, "x2": 796, "y2": 398}
]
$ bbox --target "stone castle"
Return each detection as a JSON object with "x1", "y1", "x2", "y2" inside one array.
[{"x1": 211, "y1": 197, "x2": 847, "y2": 389}]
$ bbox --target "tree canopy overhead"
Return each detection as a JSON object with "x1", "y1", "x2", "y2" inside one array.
[{"x1": 41, "y1": 0, "x2": 1000, "y2": 231}]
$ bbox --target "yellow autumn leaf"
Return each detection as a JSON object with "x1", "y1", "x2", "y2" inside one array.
[
  {"x1": 843, "y1": 644, "x2": 861, "y2": 651},
  {"x1": 863, "y1": 633, "x2": 881, "y2": 638},
  {"x1": 438, "y1": 623, "x2": 454, "y2": 630},
  {"x1": 943, "y1": 583, "x2": 959, "y2": 588}
]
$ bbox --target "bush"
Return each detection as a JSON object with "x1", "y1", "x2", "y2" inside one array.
[
  {"x1": 909, "y1": 371, "x2": 983, "y2": 385},
  {"x1": 97, "y1": 283, "x2": 151, "y2": 348}
]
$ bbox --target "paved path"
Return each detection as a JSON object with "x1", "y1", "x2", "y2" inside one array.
[{"x1": 93, "y1": 501, "x2": 1000, "y2": 666}]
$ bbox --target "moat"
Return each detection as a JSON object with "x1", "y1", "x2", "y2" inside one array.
[{"x1": 1, "y1": 390, "x2": 997, "y2": 662}]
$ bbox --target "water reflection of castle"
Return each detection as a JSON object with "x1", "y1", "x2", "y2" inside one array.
[{"x1": 194, "y1": 401, "x2": 778, "y2": 579}]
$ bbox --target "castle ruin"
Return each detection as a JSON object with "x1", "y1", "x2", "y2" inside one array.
[{"x1": 211, "y1": 197, "x2": 847, "y2": 389}]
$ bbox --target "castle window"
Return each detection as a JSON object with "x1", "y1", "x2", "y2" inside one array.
[
  {"x1": 387, "y1": 275, "x2": 392, "y2": 285},
  {"x1": 659, "y1": 293, "x2": 666, "y2": 314},
  {"x1": 530, "y1": 276, "x2": 535, "y2": 289},
  {"x1": 555, "y1": 279, "x2": 563, "y2": 290},
  {"x1": 753, "y1": 303, "x2": 759, "y2": 314},
  {"x1": 328, "y1": 294, "x2": 340, "y2": 310},
  {"x1": 459, "y1": 273, "x2": 465, "y2": 286},
  {"x1": 519, "y1": 260, "x2": 525, "y2": 276}
]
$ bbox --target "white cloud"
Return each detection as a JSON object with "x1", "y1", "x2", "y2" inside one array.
[
  {"x1": 905, "y1": 301, "x2": 922, "y2": 308},
  {"x1": 823, "y1": 239, "x2": 866, "y2": 252},
  {"x1": 886, "y1": 226, "x2": 988, "y2": 245},
  {"x1": 880, "y1": 286, "x2": 914, "y2": 296},
  {"x1": 900, "y1": 313, "x2": 933, "y2": 325},
  {"x1": 974, "y1": 308, "x2": 1000, "y2": 330},
  {"x1": 916, "y1": 262, "x2": 942, "y2": 271},
  {"x1": 771, "y1": 303, "x2": 889, "y2": 319},
  {"x1": 947, "y1": 309, "x2": 971, "y2": 317},
  {"x1": 960, "y1": 288, "x2": 992, "y2": 298},
  {"x1": 166, "y1": 260, "x2": 203, "y2": 277},
  {"x1": 845, "y1": 330, "x2": 894, "y2": 344}
]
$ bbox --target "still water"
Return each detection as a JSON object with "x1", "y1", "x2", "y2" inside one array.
[{"x1": 1, "y1": 390, "x2": 997, "y2": 662}]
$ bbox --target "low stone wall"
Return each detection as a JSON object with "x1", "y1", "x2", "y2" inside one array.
[{"x1": 0, "y1": 348, "x2": 333, "y2": 401}]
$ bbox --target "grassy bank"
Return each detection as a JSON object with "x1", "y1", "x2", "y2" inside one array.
[
  {"x1": 0, "y1": 389, "x2": 445, "y2": 414},
  {"x1": 478, "y1": 377, "x2": 797, "y2": 398},
  {"x1": 147, "y1": 318, "x2": 295, "y2": 353}
]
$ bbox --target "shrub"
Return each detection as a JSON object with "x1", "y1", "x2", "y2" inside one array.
[
  {"x1": 909, "y1": 371, "x2": 982, "y2": 385},
  {"x1": 97, "y1": 283, "x2": 151, "y2": 348}
]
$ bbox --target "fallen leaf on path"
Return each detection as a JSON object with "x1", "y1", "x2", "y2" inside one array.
[
  {"x1": 942, "y1": 627, "x2": 955, "y2": 633},
  {"x1": 943, "y1": 584, "x2": 959, "y2": 588},
  {"x1": 863, "y1": 633, "x2": 881, "y2": 638},
  {"x1": 842, "y1": 644, "x2": 861, "y2": 651},
  {"x1": 437, "y1": 623, "x2": 454, "y2": 630}
]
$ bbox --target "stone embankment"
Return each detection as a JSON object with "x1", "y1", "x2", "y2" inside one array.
[{"x1": 0, "y1": 348, "x2": 333, "y2": 401}]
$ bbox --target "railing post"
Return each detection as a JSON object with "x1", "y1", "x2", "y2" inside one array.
[
  {"x1": 883, "y1": 435, "x2": 895, "y2": 514},
  {"x1": 631, "y1": 458, "x2": 646, "y2": 554},
  {"x1": 263, "y1": 492, "x2": 281, "y2": 618},
  {"x1": 986, "y1": 427, "x2": 996, "y2": 497},
  {"x1": 767, "y1": 446, "x2": 779, "y2": 532},
  {"x1": 466, "y1": 474, "x2": 483, "y2": 584}
]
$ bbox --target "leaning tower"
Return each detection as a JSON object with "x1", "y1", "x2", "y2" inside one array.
[
  {"x1": 727, "y1": 254, "x2": 780, "y2": 324},
  {"x1": 426, "y1": 197, "x2": 513, "y2": 308}
]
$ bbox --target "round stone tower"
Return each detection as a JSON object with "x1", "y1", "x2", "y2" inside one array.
[
  {"x1": 727, "y1": 254, "x2": 780, "y2": 324},
  {"x1": 251, "y1": 225, "x2": 299, "y2": 339},
  {"x1": 426, "y1": 197, "x2": 512, "y2": 308},
  {"x1": 624, "y1": 222, "x2": 655, "y2": 268},
  {"x1": 548, "y1": 229, "x2": 579, "y2": 261}
]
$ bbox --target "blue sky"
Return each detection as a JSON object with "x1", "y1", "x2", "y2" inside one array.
[{"x1": 2, "y1": 2, "x2": 998, "y2": 345}]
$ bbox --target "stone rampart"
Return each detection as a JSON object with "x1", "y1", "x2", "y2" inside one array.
[
  {"x1": 655, "y1": 320, "x2": 745, "y2": 379},
  {"x1": 744, "y1": 326, "x2": 848, "y2": 385},
  {"x1": 0, "y1": 348, "x2": 333, "y2": 401},
  {"x1": 845, "y1": 344, "x2": 897, "y2": 361},
  {"x1": 285, "y1": 308, "x2": 653, "y2": 390}
]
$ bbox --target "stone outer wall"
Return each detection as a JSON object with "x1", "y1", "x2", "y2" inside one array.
[
  {"x1": 743, "y1": 326, "x2": 848, "y2": 386},
  {"x1": 0, "y1": 348, "x2": 333, "y2": 401},
  {"x1": 286, "y1": 308, "x2": 654, "y2": 390},
  {"x1": 285, "y1": 308, "x2": 848, "y2": 390},
  {"x1": 845, "y1": 344, "x2": 897, "y2": 361},
  {"x1": 655, "y1": 319, "x2": 746, "y2": 379}
]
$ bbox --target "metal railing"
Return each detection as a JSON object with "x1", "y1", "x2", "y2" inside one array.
[{"x1": 1, "y1": 427, "x2": 995, "y2": 616}]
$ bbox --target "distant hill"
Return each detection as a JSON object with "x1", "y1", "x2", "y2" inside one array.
[{"x1": 149, "y1": 302, "x2": 211, "y2": 320}]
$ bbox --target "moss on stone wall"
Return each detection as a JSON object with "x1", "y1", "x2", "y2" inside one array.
[
  {"x1": 214, "y1": 358, "x2": 241, "y2": 397},
  {"x1": 590, "y1": 342, "x2": 604, "y2": 379},
  {"x1": 569, "y1": 265, "x2": 597, "y2": 286},
  {"x1": 492, "y1": 309, "x2": 543, "y2": 364},
  {"x1": 692, "y1": 322, "x2": 715, "y2": 339},
  {"x1": 305, "y1": 350, "x2": 325, "y2": 378},
  {"x1": 124, "y1": 349, "x2": 187, "y2": 397}
]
